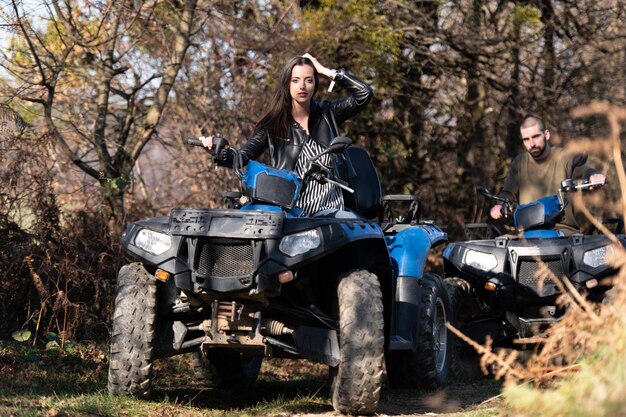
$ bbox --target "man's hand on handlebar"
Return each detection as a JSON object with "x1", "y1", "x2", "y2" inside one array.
[
  {"x1": 588, "y1": 173, "x2": 606, "y2": 190},
  {"x1": 490, "y1": 204, "x2": 505, "y2": 220},
  {"x1": 491, "y1": 202, "x2": 515, "y2": 220}
]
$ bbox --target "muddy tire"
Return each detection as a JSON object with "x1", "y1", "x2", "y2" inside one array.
[
  {"x1": 386, "y1": 273, "x2": 451, "y2": 389},
  {"x1": 330, "y1": 269, "x2": 384, "y2": 415},
  {"x1": 108, "y1": 263, "x2": 157, "y2": 398},
  {"x1": 192, "y1": 351, "x2": 220, "y2": 387},
  {"x1": 445, "y1": 277, "x2": 482, "y2": 381}
]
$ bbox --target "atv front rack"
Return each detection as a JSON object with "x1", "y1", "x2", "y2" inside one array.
[{"x1": 169, "y1": 208, "x2": 284, "y2": 238}]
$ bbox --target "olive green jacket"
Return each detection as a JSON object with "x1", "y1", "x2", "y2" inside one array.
[{"x1": 499, "y1": 146, "x2": 600, "y2": 231}]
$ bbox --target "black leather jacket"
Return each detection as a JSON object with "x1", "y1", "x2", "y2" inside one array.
[{"x1": 234, "y1": 69, "x2": 373, "y2": 178}]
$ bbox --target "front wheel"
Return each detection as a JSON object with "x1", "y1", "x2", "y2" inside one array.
[
  {"x1": 108, "y1": 263, "x2": 157, "y2": 398},
  {"x1": 386, "y1": 273, "x2": 451, "y2": 389},
  {"x1": 445, "y1": 277, "x2": 482, "y2": 381},
  {"x1": 330, "y1": 269, "x2": 384, "y2": 415}
]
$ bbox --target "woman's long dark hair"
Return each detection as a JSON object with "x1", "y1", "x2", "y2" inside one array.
[{"x1": 255, "y1": 56, "x2": 319, "y2": 139}]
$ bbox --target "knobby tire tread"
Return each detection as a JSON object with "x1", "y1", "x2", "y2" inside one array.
[
  {"x1": 107, "y1": 263, "x2": 157, "y2": 398},
  {"x1": 331, "y1": 269, "x2": 385, "y2": 415}
]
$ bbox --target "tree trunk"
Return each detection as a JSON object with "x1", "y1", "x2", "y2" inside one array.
[
  {"x1": 541, "y1": 0, "x2": 555, "y2": 118},
  {"x1": 505, "y1": 10, "x2": 522, "y2": 159},
  {"x1": 458, "y1": 0, "x2": 486, "y2": 189},
  {"x1": 102, "y1": 180, "x2": 127, "y2": 242}
]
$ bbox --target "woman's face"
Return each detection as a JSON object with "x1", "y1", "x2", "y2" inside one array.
[{"x1": 289, "y1": 64, "x2": 316, "y2": 106}]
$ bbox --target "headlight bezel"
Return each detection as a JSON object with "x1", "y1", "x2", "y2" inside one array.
[
  {"x1": 279, "y1": 229, "x2": 321, "y2": 257},
  {"x1": 134, "y1": 228, "x2": 172, "y2": 256}
]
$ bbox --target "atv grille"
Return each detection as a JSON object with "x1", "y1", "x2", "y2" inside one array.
[
  {"x1": 197, "y1": 241, "x2": 254, "y2": 278},
  {"x1": 518, "y1": 258, "x2": 563, "y2": 288}
]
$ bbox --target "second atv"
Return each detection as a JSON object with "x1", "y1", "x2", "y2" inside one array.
[{"x1": 444, "y1": 176, "x2": 625, "y2": 375}]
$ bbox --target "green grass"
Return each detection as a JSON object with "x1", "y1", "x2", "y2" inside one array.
[{"x1": 0, "y1": 340, "x2": 504, "y2": 416}]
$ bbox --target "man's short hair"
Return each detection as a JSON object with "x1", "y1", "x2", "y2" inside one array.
[{"x1": 520, "y1": 115, "x2": 546, "y2": 132}]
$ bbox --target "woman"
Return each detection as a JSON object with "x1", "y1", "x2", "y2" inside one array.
[{"x1": 200, "y1": 53, "x2": 373, "y2": 216}]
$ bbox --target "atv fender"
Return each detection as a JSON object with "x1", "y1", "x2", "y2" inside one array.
[
  {"x1": 386, "y1": 225, "x2": 447, "y2": 351},
  {"x1": 386, "y1": 225, "x2": 447, "y2": 279}
]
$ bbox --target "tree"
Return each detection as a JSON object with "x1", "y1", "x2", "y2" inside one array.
[{"x1": 1, "y1": 0, "x2": 198, "y2": 237}]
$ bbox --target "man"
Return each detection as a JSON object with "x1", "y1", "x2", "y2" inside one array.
[{"x1": 490, "y1": 115, "x2": 605, "y2": 232}]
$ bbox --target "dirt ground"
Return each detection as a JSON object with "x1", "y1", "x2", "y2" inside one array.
[
  {"x1": 272, "y1": 359, "x2": 502, "y2": 416},
  {"x1": 156, "y1": 357, "x2": 504, "y2": 417}
]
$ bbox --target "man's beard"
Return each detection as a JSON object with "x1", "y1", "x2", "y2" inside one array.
[{"x1": 529, "y1": 145, "x2": 545, "y2": 159}]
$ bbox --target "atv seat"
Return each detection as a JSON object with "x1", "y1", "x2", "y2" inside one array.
[
  {"x1": 341, "y1": 146, "x2": 382, "y2": 220},
  {"x1": 341, "y1": 147, "x2": 426, "y2": 225}
]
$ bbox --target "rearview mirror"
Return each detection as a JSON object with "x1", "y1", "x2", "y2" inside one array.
[
  {"x1": 571, "y1": 153, "x2": 588, "y2": 169},
  {"x1": 309, "y1": 136, "x2": 353, "y2": 162},
  {"x1": 327, "y1": 136, "x2": 352, "y2": 153},
  {"x1": 569, "y1": 153, "x2": 588, "y2": 178},
  {"x1": 477, "y1": 186, "x2": 492, "y2": 198}
]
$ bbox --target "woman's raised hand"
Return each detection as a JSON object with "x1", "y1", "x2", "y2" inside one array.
[{"x1": 302, "y1": 53, "x2": 335, "y2": 78}]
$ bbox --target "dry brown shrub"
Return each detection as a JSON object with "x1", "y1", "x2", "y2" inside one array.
[
  {"x1": 1, "y1": 108, "x2": 120, "y2": 343},
  {"x1": 447, "y1": 102, "x2": 626, "y2": 393}
]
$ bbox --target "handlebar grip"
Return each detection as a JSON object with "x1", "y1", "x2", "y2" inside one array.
[{"x1": 186, "y1": 138, "x2": 203, "y2": 146}]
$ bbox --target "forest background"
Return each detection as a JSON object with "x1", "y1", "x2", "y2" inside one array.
[{"x1": 0, "y1": 0, "x2": 625, "y2": 353}]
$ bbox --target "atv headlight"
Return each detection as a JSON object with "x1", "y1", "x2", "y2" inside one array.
[
  {"x1": 279, "y1": 230, "x2": 321, "y2": 257},
  {"x1": 134, "y1": 229, "x2": 172, "y2": 255},
  {"x1": 464, "y1": 249, "x2": 498, "y2": 271},
  {"x1": 583, "y1": 245, "x2": 615, "y2": 268}
]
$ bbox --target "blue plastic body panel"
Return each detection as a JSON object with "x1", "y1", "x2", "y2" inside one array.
[
  {"x1": 241, "y1": 202, "x2": 307, "y2": 218},
  {"x1": 525, "y1": 195, "x2": 561, "y2": 218},
  {"x1": 522, "y1": 229, "x2": 564, "y2": 238},
  {"x1": 385, "y1": 224, "x2": 447, "y2": 279},
  {"x1": 241, "y1": 160, "x2": 301, "y2": 208},
  {"x1": 514, "y1": 194, "x2": 563, "y2": 231}
]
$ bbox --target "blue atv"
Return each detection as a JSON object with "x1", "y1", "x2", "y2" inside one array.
[
  {"x1": 107, "y1": 136, "x2": 450, "y2": 415},
  {"x1": 443, "y1": 172, "x2": 625, "y2": 377}
]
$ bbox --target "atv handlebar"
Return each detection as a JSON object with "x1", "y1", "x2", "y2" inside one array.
[
  {"x1": 477, "y1": 186, "x2": 517, "y2": 218},
  {"x1": 500, "y1": 201, "x2": 516, "y2": 218},
  {"x1": 187, "y1": 135, "x2": 355, "y2": 194},
  {"x1": 479, "y1": 177, "x2": 605, "y2": 220},
  {"x1": 186, "y1": 137, "x2": 228, "y2": 156},
  {"x1": 560, "y1": 179, "x2": 606, "y2": 193},
  {"x1": 185, "y1": 138, "x2": 203, "y2": 147},
  {"x1": 187, "y1": 137, "x2": 242, "y2": 176}
]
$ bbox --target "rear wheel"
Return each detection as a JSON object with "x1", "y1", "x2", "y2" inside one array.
[
  {"x1": 330, "y1": 269, "x2": 384, "y2": 415},
  {"x1": 386, "y1": 273, "x2": 451, "y2": 389},
  {"x1": 445, "y1": 277, "x2": 482, "y2": 381},
  {"x1": 206, "y1": 348, "x2": 262, "y2": 390},
  {"x1": 191, "y1": 351, "x2": 219, "y2": 387},
  {"x1": 108, "y1": 263, "x2": 157, "y2": 398}
]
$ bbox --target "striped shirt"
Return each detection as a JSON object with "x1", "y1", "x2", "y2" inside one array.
[{"x1": 294, "y1": 134, "x2": 344, "y2": 216}]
